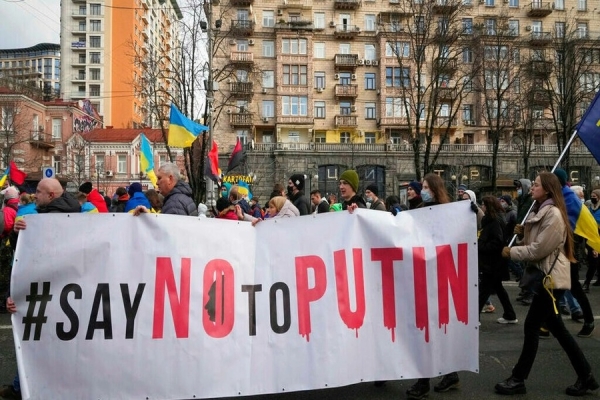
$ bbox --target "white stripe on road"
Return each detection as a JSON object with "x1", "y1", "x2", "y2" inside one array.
[{"x1": 0, "y1": 325, "x2": 12, "y2": 330}]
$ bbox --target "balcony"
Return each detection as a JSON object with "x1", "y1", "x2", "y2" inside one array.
[
  {"x1": 528, "y1": 31, "x2": 553, "y2": 46},
  {"x1": 433, "y1": 58, "x2": 457, "y2": 73},
  {"x1": 229, "y1": 82, "x2": 254, "y2": 96},
  {"x1": 72, "y1": 10, "x2": 87, "y2": 17},
  {"x1": 377, "y1": 117, "x2": 409, "y2": 127},
  {"x1": 334, "y1": 0, "x2": 361, "y2": 9},
  {"x1": 231, "y1": 20, "x2": 255, "y2": 36},
  {"x1": 335, "y1": 115, "x2": 358, "y2": 127},
  {"x1": 334, "y1": 54, "x2": 360, "y2": 68},
  {"x1": 334, "y1": 84, "x2": 358, "y2": 98},
  {"x1": 529, "y1": 89, "x2": 552, "y2": 106},
  {"x1": 432, "y1": 0, "x2": 459, "y2": 14},
  {"x1": 525, "y1": 60, "x2": 552, "y2": 77},
  {"x1": 229, "y1": 51, "x2": 254, "y2": 65},
  {"x1": 526, "y1": 1, "x2": 552, "y2": 17},
  {"x1": 334, "y1": 24, "x2": 360, "y2": 39},
  {"x1": 72, "y1": 57, "x2": 87, "y2": 66},
  {"x1": 71, "y1": 41, "x2": 87, "y2": 50},
  {"x1": 229, "y1": 113, "x2": 254, "y2": 126},
  {"x1": 29, "y1": 131, "x2": 55, "y2": 149},
  {"x1": 72, "y1": 74, "x2": 86, "y2": 82},
  {"x1": 435, "y1": 87, "x2": 457, "y2": 101},
  {"x1": 230, "y1": 0, "x2": 253, "y2": 5},
  {"x1": 435, "y1": 117, "x2": 458, "y2": 127},
  {"x1": 275, "y1": 20, "x2": 314, "y2": 30}
]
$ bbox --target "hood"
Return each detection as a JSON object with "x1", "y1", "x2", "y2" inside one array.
[
  {"x1": 464, "y1": 190, "x2": 477, "y2": 203},
  {"x1": 517, "y1": 179, "x2": 532, "y2": 196}
]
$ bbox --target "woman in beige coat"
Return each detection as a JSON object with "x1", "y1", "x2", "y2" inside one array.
[{"x1": 495, "y1": 172, "x2": 597, "y2": 397}]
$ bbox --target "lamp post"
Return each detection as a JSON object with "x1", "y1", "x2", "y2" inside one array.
[
  {"x1": 139, "y1": 171, "x2": 144, "y2": 184},
  {"x1": 95, "y1": 162, "x2": 103, "y2": 191}
]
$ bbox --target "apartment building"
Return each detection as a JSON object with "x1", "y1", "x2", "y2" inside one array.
[
  {"x1": 211, "y1": 0, "x2": 600, "y2": 199},
  {"x1": 0, "y1": 43, "x2": 61, "y2": 98},
  {"x1": 60, "y1": 0, "x2": 182, "y2": 128}
]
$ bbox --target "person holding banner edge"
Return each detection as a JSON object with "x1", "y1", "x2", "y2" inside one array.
[{"x1": 495, "y1": 172, "x2": 597, "y2": 396}]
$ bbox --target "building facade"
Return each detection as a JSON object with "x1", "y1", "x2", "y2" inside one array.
[
  {"x1": 211, "y1": 0, "x2": 600, "y2": 200},
  {"x1": 60, "y1": 0, "x2": 182, "y2": 128},
  {"x1": 0, "y1": 43, "x2": 61, "y2": 98}
]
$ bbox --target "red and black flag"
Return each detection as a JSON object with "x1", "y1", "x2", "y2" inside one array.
[
  {"x1": 226, "y1": 137, "x2": 245, "y2": 173},
  {"x1": 204, "y1": 140, "x2": 221, "y2": 182}
]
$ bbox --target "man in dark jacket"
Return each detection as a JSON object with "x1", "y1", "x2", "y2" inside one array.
[
  {"x1": 339, "y1": 169, "x2": 366, "y2": 210},
  {"x1": 310, "y1": 190, "x2": 329, "y2": 214},
  {"x1": 287, "y1": 174, "x2": 311, "y2": 216}
]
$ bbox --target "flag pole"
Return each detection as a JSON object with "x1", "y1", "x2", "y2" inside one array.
[{"x1": 508, "y1": 129, "x2": 579, "y2": 246}]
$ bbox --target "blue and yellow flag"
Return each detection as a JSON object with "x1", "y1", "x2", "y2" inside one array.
[
  {"x1": 563, "y1": 186, "x2": 600, "y2": 252},
  {"x1": 168, "y1": 104, "x2": 208, "y2": 148},
  {"x1": 0, "y1": 165, "x2": 9, "y2": 188},
  {"x1": 577, "y1": 90, "x2": 600, "y2": 164},
  {"x1": 140, "y1": 133, "x2": 158, "y2": 186}
]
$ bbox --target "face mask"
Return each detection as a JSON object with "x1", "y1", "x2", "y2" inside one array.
[
  {"x1": 517, "y1": 189, "x2": 523, "y2": 196},
  {"x1": 501, "y1": 202, "x2": 508, "y2": 209},
  {"x1": 421, "y1": 189, "x2": 432, "y2": 203},
  {"x1": 581, "y1": 198, "x2": 586, "y2": 204},
  {"x1": 366, "y1": 196, "x2": 373, "y2": 202},
  {"x1": 592, "y1": 198, "x2": 598, "y2": 205},
  {"x1": 287, "y1": 186, "x2": 294, "y2": 196}
]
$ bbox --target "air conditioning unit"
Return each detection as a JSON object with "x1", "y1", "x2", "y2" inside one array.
[
  {"x1": 465, "y1": 120, "x2": 475, "y2": 126},
  {"x1": 351, "y1": 74, "x2": 357, "y2": 80},
  {"x1": 330, "y1": 21, "x2": 335, "y2": 27},
  {"x1": 248, "y1": 39, "x2": 255, "y2": 45},
  {"x1": 316, "y1": 87, "x2": 323, "y2": 93},
  {"x1": 334, "y1": 73, "x2": 340, "y2": 79},
  {"x1": 357, "y1": 59, "x2": 364, "y2": 65},
  {"x1": 365, "y1": 60, "x2": 372, "y2": 65},
  {"x1": 277, "y1": 9, "x2": 283, "y2": 16},
  {"x1": 262, "y1": 117, "x2": 269, "y2": 122},
  {"x1": 372, "y1": 60, "x2": 379, "y2": 66},
  {"x1": 105, "y1": 170, "x2": 114, "y2": 177},
  {"x1": 525, "y1": 25, "x2": 532, "y2": 31},
  {"x1": 229, "y1": 39, "x2": 236, "y2": 45},
  {"x1": 351, "y1": 105, "x2": 357, "y2": 112},
  {"x1": 262, "y1": 88, "x2": 267, "y2": 94},
  {"x1": 376, "y1": 89, "x2": 381, "y2": 95}
]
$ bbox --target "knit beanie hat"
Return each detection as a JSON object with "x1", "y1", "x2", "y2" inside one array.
[
  {"x1": 554, "y1": 168, "x2": 568, "y2": 187},
  {"x1": 79, "y1": 181, "x2": 93, "y2": 194},
  {"x1": 500, "y1": 195, "x2": 513, "y2": 206},
  {"x1": 365, "y1": 184, "x2": 378, "y2": 197},
  {"x1": 339, "y1": 170, "x2": 359, "y2": 193},
  {"x1": 408, "y1": 181, "x2": 422, "y2": 195},
  {"x1": 458, "y1": 184, "x2": 467, "y2": 191},
  {"x1": 128, "y1": 182, "x2": 143, "y2": 197},
  {"x1": 289, "y1": 174, "x2": 305, "y2": 191}
]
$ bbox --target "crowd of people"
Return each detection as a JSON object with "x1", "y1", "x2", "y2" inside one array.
[{"x1": 0, "y1": 163, "x2": 598, "y2": 399}]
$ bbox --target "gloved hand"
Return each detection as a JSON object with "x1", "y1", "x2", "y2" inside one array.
[
  {"x1": 514, "y1": 224, "x2": 524, "y2": 238},
  {"x1": 502, "y1": 247, "x2": 511, "y2": 259},
  {"x1": 470, "y1": 201, "x2": 478, "y2": 213}
]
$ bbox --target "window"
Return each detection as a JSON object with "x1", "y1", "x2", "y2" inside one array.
[
  {"x1": 117, "y1": 155, "x2": 127, "y2": 173},
  {"x1": 0, "y1": 106, "x2": 14, "y2": 130},
  {"x1": 555, "y1": 22, "x2": 565, "y2": 38},
  {"x1": 554, "y1": 0, "x2": 564, "y2": 9},
  {"x1": 78, "y1": 69, "x2": 86, "y2": 80},
  {"x1": 514, "y1": 78, "x2": 520, "y2": 93},
  {"x1": 90, "y1": 4, "x2": 101, "y2": 15},
  {"x1": 364, "y1": 44, "x2": 376, "y2": 60},
  {"x1": 365, "y1": 73, "x2": 376, "y2": 90},
  {"x1": 78, "y1": 54, "x2": 86, "y2": 64},
  {"x1": 263, "y1": 71, "x2": 274, "y2": 88},
  {"x1": 282, "y1": 96, "x2": 308, "y2": 116},
  {"x1": 463, "y1": 47, "x2": 473, "y2": 63},
  {"x1": 365, "y1": 132, "x2": 376, "y2": 144},
  {"x1": 262, "y1": 100, "x2": 275, "y2": 117},
  {"x1": 315, "y1": 72, "x2": 325, "y2": 89},
  {"x1": 288, "y1": 132, "x2": 300, "y2": 143},
  {"x1": 89, "y1": 84, "x2": 100, "y2": 96},
  {"x1": 78, "y1": 21, "x2": 86, "y2": 31},
  {"x1": 512, "y1": 48, "x2": 521, "y2": 64},
  {"x1": 385, "y1": 98, "x2": 409, "y2": 117},
  {"x1": 237, "y1": 70, "x2": 248, "y2": 82},
  {"x1": 90, "y1": 68, "x2": 100, "y2": 80},
  {"x1": 237, "y1": 129, "x2": 249, "y2": 145},
  {"x1": 462, "y1": 18, "x2": 472, "y2": 34},
  {"x1": 263, "y1": 11, "x2": 274, "y2": 27},
  {"x1": 365, "y1": 15, "x2": 376, "y2": 31},
  {"x1": 314, "y1": 42, "x2": 325, "y2": 58},
  {"x1": 52, "y1": 118, "x2": 62, "y2": 139},
  {"x1": 340, "y1": 101, "x2": 352, "y2": 115},
  {"x1": 90, "y1": 52, "x2": 100, "y2": 64},
  {"x1": 262, "y1": 40, "x2": 274, "y2": 58},
  {"x1": 485, "y1": 19, "x2": 496, "y2": 35},
  {"x1": 386, "y1": 42, "x2": 410, "y2": 57},
  {"x1": 282, "y1": 65, "x2": 307, "y2": 85},
  {"x1": 282, "y1": 38, "x2": 307, "y2": 54},
  {"x1": 89, "y1": 36, "x2": 101, "y2": 48},
  {"x1": 578, "y1": 0, "x2": 586, "y2": 11},
  {"x1": 484, "y1": 45, "x2": 508, "y2": 60},
  {"x1": 415, "y1": 16, "x2": 425, "y2": 34},
  {"x1": 314, "y1": 12, "x2": 325, "y2": 29},
  {"x1": 237, "y1": 40, "x2": 249, "y2": 52},
  {"x1": 462, "y1": 104, "x2": 473, "y2": 123},
  {"x1": 365, "y1": 102, "x2": 376, "y2": 119},
  {"x1": 508, "y1": 20, "x2": 519, "y2": 36},
  {"x1": 577, "y1": 23, "x2": 588, "y2": 39},
  {"x1": 340, "y1": 132, "x2": 351, "y2": 144},
  {"x1": 485, "y1": 0, "x2": 494, "y2": 5},
  {"x1": 90, "y1": 20, "x2": 101, "y2": 31},
  {"x1": 263, "y1": 132, "x2": 273, "y2": 143},
  {"x1": 509, "y1": 0, "x2": 518, "y2": 6},
  {"x1": 485, "y1": 69, "x2": 508, "y2": 89},
  {"x1": 487, "y1": 100, "x2": 509, "y2": 118},
  {"x1": 315, "y1": 101, "x2": 326, "y2": 118},
  {"x1": 96, "y1": 155, "x2": 105, "y2": 173},
  {"x1": 315, "y1": 132, "x2": 326, "y2": 143},
  {"x1": 52, "y1": 155, "x2": 61, "y2": 174},
  {"x1": 386, "y1": 67, "x2": 410, "y2": 87}
]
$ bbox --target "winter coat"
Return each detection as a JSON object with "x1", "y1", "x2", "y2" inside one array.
[
  {"x1": 515, "y1": 179, "x2": 533, "y2": 223},
  {"x1": 80, "y1": 202, "x2": 99, "y2": 213},
  {"x1": 124, "y1": 192, "x2": 151, "y2": 213},
  {"x1": 86, "y1": 189, "x2": 108, "y2": 212},
  {"x1": 408, "y1": 196, "x2": 423, "y2": 210},
  {"x1": 272, "y1": 200, "x2": 300, "y2": 219},
  {"x1": 217, "y1": 206, "x2": 239, "y2": 221},
  {"x1": 37, "y1": 192, "x2": 81, "y2": 213},
  {"x1": 0, "y1": 198, "x2": 19, "y2": 237},
  {"x1": 315, "y1": 199, "x2": 329, "y2": 214},
  {"x1": 290, "y1": 191, "x2": 311, "y2": 216},
  {"x1": 369, "y1": 198, "x2": 387, "y2": 211},
  {"x1": 509, "y1": 200, "x2": 571, "y2": 290},
  {"x1": 342, "y1": 194, "x2": 367, "y2": 210},
  {"x1": 110, "y1": 195, "x2": 129, "y2": 213},
  {"x1": 478, "y1": 214, "x2": 509, "y2": 280},
  {"x1": 464, "y1": 190, "x2": 484, "y2": 230},
  {"x1": 161, "y1": 181, "x2": 198, "y2": 216}
]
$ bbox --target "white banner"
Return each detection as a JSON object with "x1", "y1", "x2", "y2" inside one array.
[{"x1": 11, "y1": 202, "x2": 478, "y2": 400}]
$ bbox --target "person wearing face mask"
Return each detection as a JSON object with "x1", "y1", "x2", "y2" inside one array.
[
  {"x1": 287, "y1": 174, "x2": 311, "y2": 216},
  {"x1": 583, "y1": 189, "x2": 600, "y2": 290},
  {"x1": 365, "y1": 184, "x2": 386, "y2": 211}
]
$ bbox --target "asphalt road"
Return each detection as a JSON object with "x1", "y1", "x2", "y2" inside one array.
[{"x1": 1, "y1": 282, "x2": 600, "y2": 400}]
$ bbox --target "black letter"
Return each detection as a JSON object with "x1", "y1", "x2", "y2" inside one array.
[
  {"x1": 269, "y1": 282, "x2": 291, "y2": 334},
  {"x1": 56, "y1": 284, "x2": 81, "y2": 341},
  {"x1": 242, "y1": 284, "x2": 262, "y2": 336},
  {"x1": 86, "y1": 283, "x2": 113, "y2": 340},
  {"x1": 120, "y1": 283, "x2": 145, "y2": 339}
]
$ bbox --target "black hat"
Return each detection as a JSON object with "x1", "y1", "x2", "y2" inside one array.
[
  {"x1": 500, "y1": 195, "x2": 513, "y2": 206},
  {"x1": 554, "y1": 169, "x2": 568, "y2": 187},
  {"x1": 408, "y1": 181, "x2": 422, "y2": 195},
  {"x1": 289, "y1": 174, "x2": 305, "y2": 191},
  {"x1": 365, "y1": 184, "x2": 379, "y2": 197},
  {"x1": 79, "y1": 182, "x2": 93, "y2": 194}
]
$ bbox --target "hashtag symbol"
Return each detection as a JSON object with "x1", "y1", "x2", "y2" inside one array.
[{"x1": 22, "y1": 282, "x2": 52, "y2": 341}]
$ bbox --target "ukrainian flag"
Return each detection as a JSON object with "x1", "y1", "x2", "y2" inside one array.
[
  {"x1": 0, "y1": 165, "x2": 9, "y2": 188},
  {"x1": 563, "y1": 186, "x2": 600, "y2": 252},
  {"x1": 140, "y1": 133, "x2": 158, "y2": 186},
  {"x1": 168, "y1": 104, "x2": 208, "y2": 148}
]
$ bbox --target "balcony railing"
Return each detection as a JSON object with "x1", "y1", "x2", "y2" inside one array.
[
  {"x1": 334, "y1": 0, "x2": 361, "y2": 9},
  {"x1": 230, "y1": 20, "x2": 255, "y2": 36},
  {"x1": 229, "y1": 113, "x2": 253, "y2": 126},
  {"x1": 334, "y1": 84, "x2": 358, "y2": 97},
  {"x1": 29, "y1": 131, "x2": 55, "y2": 149},
  {"x1": 526, "y1": 1, "x2": 552, "y2": 17},
  {"x1": 334, "y1": 54, "x2": 359, "y2": 67},
  {"x1": 435, "y1": 117, "x2": 458, "y2": 127},
  {"x1": 229, "y1": 81, "x2": 253, "y2": 95},
  {"x1": 335, "y1": 115, "x2": 358, "y2": 127},
  {"x1": 334, "y1": 25, "x2": 360, "y2": 39},
  {"x1": 528, "y1": 31, "x2": 553, "y2": 45},
  {"x1": 229, "y1": 51, "x2": 254, "y2": 63}
]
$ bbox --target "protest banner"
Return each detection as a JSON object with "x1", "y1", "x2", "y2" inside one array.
[{"x1": 11, "y1": 202, "x2": 478, "y2": 400}]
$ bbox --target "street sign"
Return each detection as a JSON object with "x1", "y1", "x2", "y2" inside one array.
[{"x1": 42, "y1": 167, "x2": 55, "y2": 179}]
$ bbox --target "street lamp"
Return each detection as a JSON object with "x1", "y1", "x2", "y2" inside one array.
[
  {"x1": 139, "y1": 171, "x2": 144, "y2": 183},
  {"x1": 95, "y1": 162, "x2": 103, "y2": 191}
]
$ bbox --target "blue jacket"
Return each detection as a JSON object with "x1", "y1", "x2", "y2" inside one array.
[
  {"x1": 124, "y1": 192, "x2": 151, "y2": 213},
  {"x1": 16, "y1": 202, "x2": 38, "y2": 218}
]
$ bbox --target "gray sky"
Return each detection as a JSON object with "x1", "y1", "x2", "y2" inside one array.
[{"x1": 0, "y1": 0, "x2": 61, "y2": 49}]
